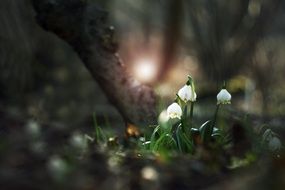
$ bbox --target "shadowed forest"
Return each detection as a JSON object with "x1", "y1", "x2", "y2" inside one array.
[{"x1": 1, "y1": 0, "x2": 285, "y2": 189}]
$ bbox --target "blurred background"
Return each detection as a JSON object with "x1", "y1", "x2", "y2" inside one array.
[
  {"x1": 109, "y1": 0, "x2": 285, "y2": 118},
  {"x1": 1, "y1": 0, "x2": 285, "y2": 128},
  {"x1": 1, "y1": 0, "x2": 285, "y2": 188}
]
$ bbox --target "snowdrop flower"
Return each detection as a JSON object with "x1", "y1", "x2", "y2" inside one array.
[
  {"x1": 158, "y1": 110, "x2": 169, "y2": 124},
  {"x1": 167, "y1": 103, "x2": 182, "y2": 119},
  {"x1": 268, "y1": 136, "x2": 282, "y2": 151},
  {"x1": 217, "y1": 89, "x2": 231, "y2": 104},
  {"x1": 178, "y1": 85, "x2": 197, "y2": 102}
]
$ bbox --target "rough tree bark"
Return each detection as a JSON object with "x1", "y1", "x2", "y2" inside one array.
[{"x1": 31, "y1": 0, "x2": 157, "y2": 126}]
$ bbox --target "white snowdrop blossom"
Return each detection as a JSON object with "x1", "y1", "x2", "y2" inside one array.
[
  {"x1": 178, "y1": 85, "x2": 197, "y2": 102},
  {"x1": 217, "y1": 89, "x2": 231, "y2": 104},
  {"x1": 167, "y1": 103, "x2": 182, "y2": 119},
  {"x1": 158, "y1": 110, "x2": 169, "y2": 124},
  {"x1": 268, "y1": 136, "x2": 282, "y2": 151}
]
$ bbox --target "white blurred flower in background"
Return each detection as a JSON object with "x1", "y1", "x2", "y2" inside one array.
[
  {"x1": 268, "y1": 136, "x2": 282, "y2": 151},
  {"x1": 158, "y1": 110, "x2": 169, "y2": 125}
]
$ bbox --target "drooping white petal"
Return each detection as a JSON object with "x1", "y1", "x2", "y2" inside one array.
[
  {"x1": 167, "y1": 103, "x2": 182, "y2": 119},
  {"x1": 158, "y1": 110, "x2": 169, "y2": 124},
  {"x1": 178, "y1": 85, "x2": 197, "y2": 102},
  {"x1": 217, "y1": 89, "x2": 231, "y2": 104}
]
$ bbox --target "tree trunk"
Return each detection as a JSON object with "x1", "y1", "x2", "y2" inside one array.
[{"x1": 31, "y1": 0, "x2": 157, "y2": 126}]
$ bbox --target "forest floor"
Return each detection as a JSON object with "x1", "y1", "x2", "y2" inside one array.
[{"x1": 1, "y1": 107, "x2": 284, "y2": 190}]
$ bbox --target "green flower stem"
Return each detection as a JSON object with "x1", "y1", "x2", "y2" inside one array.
[
  {"x1": 176, "y1": 126, "x2": 183, "y2": 153},
  {"x1": 189, "y1": 102, "x2": 194, "y2": 127},
  {"x1": 212, "y1": 104, "x2": 220, "y2": 131},
  {"x1": 181, "y1": 104, "x2": 188, "y2": 132},
  {"x1": 184, "y1": 104, "x2": 188, "y2": 120}
]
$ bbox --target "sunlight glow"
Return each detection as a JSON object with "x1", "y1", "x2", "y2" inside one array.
[{"x1": 133, "y1": 58, "x2": 158, "y2": 83}]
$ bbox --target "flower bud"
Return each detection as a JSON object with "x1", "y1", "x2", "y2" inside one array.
[
  {"x1": 217, "y1": 89, "x2": 231, "y2": 104},
  {"x1": 167, "y1": 103, "x2": 182, "y2": 119},
  {"x1": 178, "y1": 85, "x2": 197, "y2": 102},
  {"x1": 268, "y1": 136, "x2": 282, "y2": 151}
]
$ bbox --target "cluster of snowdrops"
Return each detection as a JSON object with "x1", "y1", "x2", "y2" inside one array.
[{"x1": 141, "y1": 76, "x2": 282, "y2": 154}]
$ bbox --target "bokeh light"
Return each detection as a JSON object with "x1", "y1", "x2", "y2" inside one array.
[{"x1": 132, "y1": 58, "x2": 158, "y2": 83}]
